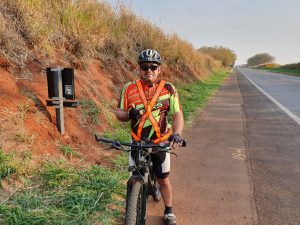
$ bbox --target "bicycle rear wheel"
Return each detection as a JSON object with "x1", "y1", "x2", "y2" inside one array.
[{"x1": 125, "y1": 181, "x2": 147, "y2": 225}]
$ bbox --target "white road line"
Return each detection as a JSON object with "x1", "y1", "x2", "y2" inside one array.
[{"x1": 238, "y1": 69, "x2": 300, "y2": 126}]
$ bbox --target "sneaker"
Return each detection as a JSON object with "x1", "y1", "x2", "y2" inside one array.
[{"x1": 164, "y1": 213, "x2": 177, "y2": 225}]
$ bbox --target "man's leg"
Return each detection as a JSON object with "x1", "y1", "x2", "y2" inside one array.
[
  {"x1": 153, "y1": 152, "x2": 177, "y2": 225},
  {"x1": 157, "y1": 177, "x2": 172, "y2": 207}
]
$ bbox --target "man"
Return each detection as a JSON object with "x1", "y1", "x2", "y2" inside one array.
[{"x1": 116, "y1": 49, "x2": 184, "y2": 225}]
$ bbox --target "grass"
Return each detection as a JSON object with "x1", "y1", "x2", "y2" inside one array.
[
  {"x1": 59, "y1": 144, "x2": 79, "y2": 159},
  {"x1": 80, "y1": 99, "x2": 101, "y2": 125},
  {"x1": 257, "y1": 62, "x2": 300, "y2": 76},
  {"x1": 260, "y1": 67, "x2": 300, "y2": 76},
  {"x1": 178, "y1": 69, "x2": 230, "y2": 122},
  {"x1": 0, "y1": 149, "x2": 16, "y2": 182},
  {"x1": 0, "y1": 159, "x2": 127, "y2": 225}
]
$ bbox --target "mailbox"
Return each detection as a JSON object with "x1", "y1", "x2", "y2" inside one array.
[
  {"x1": 62, "y1": 68, "x2": 75, "y2": 100},
  {"x1": 46, "y1": 67, "x2": 78, "y2": 134},
  {"x1": 47, "y1": 68, "x2": 75, "y2": 100},
  {"x1": 46, "y1": 68, "x2": 78, "y2": 108},
  {"x1": 46, "y1": 68, "x2": 56, "y2": 99}
]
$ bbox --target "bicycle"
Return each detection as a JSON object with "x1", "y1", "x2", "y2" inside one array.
[{"x1": 95, "y1": 135, "x2": 186, "y2": 225}]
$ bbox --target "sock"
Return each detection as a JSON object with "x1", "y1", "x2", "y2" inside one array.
[{"x1": 164, "y1": 206, "x2": 172, "y2": 214}]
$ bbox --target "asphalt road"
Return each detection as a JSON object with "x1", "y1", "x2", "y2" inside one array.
[
  {"x1": 238, "y1": 68, "x2": 300, "y2": 122},
  {"x1": 237, "y1": 69, "x2": 300, "y2": 225},
  {"x1": 146, "y1": 69, "x2": 300, "y2": 225}
]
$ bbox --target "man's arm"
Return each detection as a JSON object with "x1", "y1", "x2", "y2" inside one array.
[
  {"x1": 115, "y1": 108, "x2": 130, "y2": 122},
  {"x1": 172, "y1": 110, "x2": 184, "y2": 135}
]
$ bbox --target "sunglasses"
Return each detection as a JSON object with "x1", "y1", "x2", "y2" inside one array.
[{"x1": 140, "y1": 64, "x2": 159, "y2": 71}]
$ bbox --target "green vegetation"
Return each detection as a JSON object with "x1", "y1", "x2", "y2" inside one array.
[
  {"x1": 0, "y1": 0, "x2": 220, "y2": 77},
  {"x1": 102, "y1": 121, "x2": 131, "y2": 142},
  {"x1": 59, "y1": 144, "x2": 79, "y2": 159},
  {"x1": 257, "y1": 62, "x2": 300, "y2": 76},
  {"x1": 0, "y1": 149, "x2": 16, "y2": 182},
  {"x1": 198, "y1": 46, "x2": 236, "y2": 67},
  {"x1": 0, "y1": 159, "x2": 127, "y2": 225},
  {"x1": 247, "y1": 53, "x2": 275, "y2": 66},
  {"x1": 80, "y1": 99, "x2": 101, "y2": 125},
  {"x1": 178, "y1": 70, "x2": 230, "y2": 122}
]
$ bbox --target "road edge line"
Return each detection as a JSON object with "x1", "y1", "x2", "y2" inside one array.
[{"x1": 237, "y1": 69, "x2": 300, "y2": 126}]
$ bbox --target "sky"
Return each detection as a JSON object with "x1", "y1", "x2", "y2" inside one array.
[{"x1": 104, "y1": 0, "x2": 300, "y2": 65}]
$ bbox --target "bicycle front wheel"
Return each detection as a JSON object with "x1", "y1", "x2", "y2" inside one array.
[{"x1": 125, "y1": 181, "x2": 147, "y2": 225}]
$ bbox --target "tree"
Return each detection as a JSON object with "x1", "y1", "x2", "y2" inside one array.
[
  {"x1": 198, "y1": 46, "x2": 237, "y2": 67},
  {"x1": 247, "y1": 53, "x2": 275, "y2": 66}
]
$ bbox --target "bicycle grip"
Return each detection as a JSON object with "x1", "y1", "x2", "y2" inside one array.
[{"x1": 95, "y1": 135, "x2": 113, "y2": 143}]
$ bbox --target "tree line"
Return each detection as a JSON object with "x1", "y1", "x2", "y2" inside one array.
[
  {"x1": 198, "y1": 46, "x2": 237, "y2": 67},
  {"x1": 247, "y1": 53, "x2": 275, "y2": 66}
]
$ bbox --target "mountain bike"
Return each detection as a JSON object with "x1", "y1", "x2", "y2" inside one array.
[{"x1": 95, "y1": 135, "x2": 186, "y2": 225}]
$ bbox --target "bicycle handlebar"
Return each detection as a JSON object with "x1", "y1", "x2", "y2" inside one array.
[{"x1": 95, "y1": 135, "x2": 186, "y2": 149}]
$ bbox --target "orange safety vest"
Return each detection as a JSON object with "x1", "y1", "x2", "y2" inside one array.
[{"x1": 131, "y1": 79, "x2": 172, "y2": 144}]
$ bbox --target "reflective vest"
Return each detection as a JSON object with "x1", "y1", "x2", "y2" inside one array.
[{"x1": 131, "y1": 79, "x2": 172, "y2": 144}]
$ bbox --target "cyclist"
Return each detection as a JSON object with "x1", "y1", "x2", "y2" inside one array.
[{"x1": 116, "y1": 49, "x2": 184, "y2": 225}]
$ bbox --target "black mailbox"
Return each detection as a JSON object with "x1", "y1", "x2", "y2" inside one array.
[
  {"x1": 62, "y1": 68, "x2": 75, "y2": 100},
  {"x1": 46, "y1": 68, "x2": 56, "y2": 99},
  {"x1": 46, "y1": 68, "x2": 78, "y2": 108},
  {"x1": 46, "y1": 67, "x2": 77, "y2": 134}
]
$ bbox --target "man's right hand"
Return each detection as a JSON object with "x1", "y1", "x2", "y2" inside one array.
[{"x1": 128, "y1": 107, "x2": 141, "y2": 121}]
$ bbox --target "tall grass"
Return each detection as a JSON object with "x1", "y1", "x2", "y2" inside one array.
[{"x1": 0, "y1": 0, "x2": 220, "y2": 77}]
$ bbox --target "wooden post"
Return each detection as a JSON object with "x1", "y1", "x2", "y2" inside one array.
[{"x1": 52, "y1": 68, "x2": 65, "y2": 134}]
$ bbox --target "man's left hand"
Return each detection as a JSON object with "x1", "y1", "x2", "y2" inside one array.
[{"x1": 168, "y1": 133, "x2": 183, "y2": 149}]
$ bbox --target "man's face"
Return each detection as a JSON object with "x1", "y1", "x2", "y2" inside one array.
[{"x1": 140, "y1": 63, "x2": 160, "y2": 84}]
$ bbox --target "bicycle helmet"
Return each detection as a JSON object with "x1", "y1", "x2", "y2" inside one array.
[{"x1": 138, "y1": 49, "x2": 162, "y2": 65}]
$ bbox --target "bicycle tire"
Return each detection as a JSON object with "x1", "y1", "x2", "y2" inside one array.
[{"x1": 125, "y1": 181, "x2": 146, "y2": 225}]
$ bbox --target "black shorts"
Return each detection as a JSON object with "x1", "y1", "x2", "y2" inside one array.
[{"x1": 129, "y1": 151, "x2": 170, "y2": 179}]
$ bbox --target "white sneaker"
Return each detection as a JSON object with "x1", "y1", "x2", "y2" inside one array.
[{"x1": 164, "y1": 213, "x2": 177, "y2": 225}]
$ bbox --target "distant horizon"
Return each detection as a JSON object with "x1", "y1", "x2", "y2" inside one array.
[{"x1": 104, "y1": 0, "x2": 300, "y2": 66}]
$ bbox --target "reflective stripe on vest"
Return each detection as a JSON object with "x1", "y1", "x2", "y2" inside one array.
[{"x1": 131, "y1": 79, "x2": 172, "y2": 143}]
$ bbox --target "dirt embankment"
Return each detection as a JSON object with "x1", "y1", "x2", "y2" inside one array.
[{"x1": 0, "y1": 55, "x2": 203, "y2": 168}]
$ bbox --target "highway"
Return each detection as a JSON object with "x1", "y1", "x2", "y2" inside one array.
[
  {"x1": 238, "y1": 68, "x2": 300, "y2": 124},
  {"x1": 237, "y1": 68, "x2": 300, "y2": 225}
]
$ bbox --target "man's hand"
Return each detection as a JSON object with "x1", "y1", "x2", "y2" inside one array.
[
  {"x1": 168, "y1": 133, "x2": 183, "y2": 149},
  {"x1": 128, "y1": 107, "x2": 141, "y2": 121}
]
